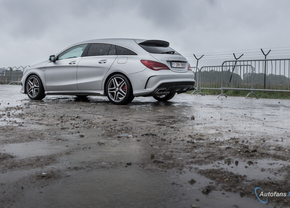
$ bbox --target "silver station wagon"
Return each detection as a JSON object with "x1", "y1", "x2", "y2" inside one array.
[{"x1": 21, "y1": 38, "x2": 195, "y2": 104}]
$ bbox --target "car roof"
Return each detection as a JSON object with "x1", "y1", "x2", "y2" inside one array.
[
  {"x1": 57, "y1": 38, "x2": 170, "y2": 56},
  {"x1": 78, "y1": 38, "x2": 169, "y2": 46},
  {"x1": 77, "y1": 38, "x2": 143, "y2": 45}
]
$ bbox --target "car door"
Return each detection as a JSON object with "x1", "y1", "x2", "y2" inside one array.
[
  {"x1": 77, "y1": 43, "x2": 117, "y2": 91},
  {"x1": 45, "y1": 44, "x2": 88, "y2": 92}
]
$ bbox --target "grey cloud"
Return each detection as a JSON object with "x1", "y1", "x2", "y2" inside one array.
[
  {"x1": 1, "y1": 1, "x2": 58, "y2": 39},
  {"x1": 137, "y1": 0, "x2": 186, "y2": 28},
  {"x1": 136, "y1": 0, "x2": 212, "y2": 30},
  {"x1": 1, "y1": 0, "x2": 290, "y2": 67},
  {"x1": 0, "y1": 0, "x2": 140, "y2": 39}
]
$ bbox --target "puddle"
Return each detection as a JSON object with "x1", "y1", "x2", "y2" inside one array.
[
  {"x1": 0, "y1": 141, "x2": 68, "y2": 159},
  {"x1": 0, "y1": 169, "x2": 40, "y2": 183},
  {"x1": 194, "y1": 159, "x2": 289, "y2": 181},
  {"x1": 16, "y1": 168, "x2": 180, "y2": 208},
  {"x1": 57, "y1": 134, "x2": 148, "y2": 165},
  {"x1": 14, "y1": 167, "x2": 269, "y2": 208},
  {"x1": 177, "y1": 170, "x2": 270, "y2": 208}
]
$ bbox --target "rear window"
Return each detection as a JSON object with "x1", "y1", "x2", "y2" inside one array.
[
  {"x1": 139, "y1": 45, "x2": 180, "y2": 55},
  {"x1": 138, "y1": 40, "x2": 179, "y2": 55}
]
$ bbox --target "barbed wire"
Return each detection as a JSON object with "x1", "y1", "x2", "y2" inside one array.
[{"x1": 1, "y1": 66, "x2": 30, "y2": 71}]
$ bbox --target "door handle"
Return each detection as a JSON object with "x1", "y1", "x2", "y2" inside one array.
[
  {"x1": 69, "y1": 61, "x2": 76, "y2": 65},
  {"x1": 98, "y1": 59, "x2": 107, "y2": 64}
]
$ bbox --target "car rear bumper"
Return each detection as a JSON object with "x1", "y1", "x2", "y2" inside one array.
[
  {"x1": 130, "y1": 70, "x2": 195, "y2": 96},
  {"x1": 150, "y1": 81, "x2": 195, "y2": 95}
]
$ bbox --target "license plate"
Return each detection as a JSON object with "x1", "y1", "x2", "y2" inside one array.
[{"x1": 171, "y1": 62, "x2": 186, "y2": 68}]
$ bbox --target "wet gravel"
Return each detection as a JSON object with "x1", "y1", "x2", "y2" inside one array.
[{"x1": 1, "y1": 85, "x2": 290, "y2": 207}]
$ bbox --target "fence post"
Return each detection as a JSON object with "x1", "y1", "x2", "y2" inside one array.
[
  {"x1": 218, "y1": 61, "x2": 228, "y2": 98},
  {"x1": 228, "y1": 53, "x2": 244, "y2": 87},
  {"x1": 245, "y1": 64, "x2": 258, "y2": 99},
  {"x1": 191, "y1": 54, "x2": 205, "y2": 96},
  {"x1": 261, "y1": 49, "x2": 271, "y2": 89},
  {"x1": 0, "y1": 67, "x2": 5, "y2": 84}
]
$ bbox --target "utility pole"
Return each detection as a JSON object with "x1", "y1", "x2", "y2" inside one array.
[{"x1": 261, "y1": 49, "x2": 271, "y2": 89}]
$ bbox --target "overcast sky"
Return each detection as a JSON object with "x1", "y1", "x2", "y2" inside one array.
[{"x1": 1, "y1": 0, "x2": 290, "y2": 68}]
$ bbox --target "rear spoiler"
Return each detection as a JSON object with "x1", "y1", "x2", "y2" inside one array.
[{"x1": 138, "y1": 40, "x2": 169, "y2": 47}]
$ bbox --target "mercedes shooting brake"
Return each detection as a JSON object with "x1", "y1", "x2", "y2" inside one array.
[{"x1": 21, "y1": 38, "x2": 195, "y2": 105}]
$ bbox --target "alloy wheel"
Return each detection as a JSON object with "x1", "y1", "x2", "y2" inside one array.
[
  {"x1": 27, "y1": 76, "x2": 40, "y2": 99},
  {"x1": 25, "y1": 75, "x2": 45, "y2": 100},
  {"x1": 108, "y1": 76, "x2": 127, "y2": 102}
]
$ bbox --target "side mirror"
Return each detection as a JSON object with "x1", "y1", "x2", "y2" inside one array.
[{"x1": 49, "y1": 55, "x2": 56, "y2": 62}]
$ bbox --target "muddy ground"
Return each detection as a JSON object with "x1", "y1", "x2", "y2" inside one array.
[{"x1": 0, "y1": 85, "x2": 290, "y2": 208}]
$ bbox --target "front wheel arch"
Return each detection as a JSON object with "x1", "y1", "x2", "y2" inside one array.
[
  {"x1": 24, "y1": 73, "x2": 45, "y2": 94},
  {"x1": 25, "y1": 74, "x2": 46, "y2": 100}
]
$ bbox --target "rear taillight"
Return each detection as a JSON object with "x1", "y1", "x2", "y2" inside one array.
[
  {"x1": 141, "y1": 60, "x2": 170, "y2": 71},
  {"x1": 188, "y1": 64, "x2": 192, "y2": 71}
]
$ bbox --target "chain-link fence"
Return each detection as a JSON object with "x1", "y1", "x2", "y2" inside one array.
[{"x1": 0, "y1": 66, "x2": 29, "y2": 84}]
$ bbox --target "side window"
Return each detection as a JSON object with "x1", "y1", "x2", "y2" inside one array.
[
  {"x1": 108, "y1": 45, "x2": 117, "y2": 55},
  {"x1": 86, "y1": 43, "x2": 111, "y2": 56},
  {"x1": 116, "y1": 46, "x2": 137, "y2": 55},
  {"x1": 58, "y1": 44, "x2": 88, "y2": 60}
]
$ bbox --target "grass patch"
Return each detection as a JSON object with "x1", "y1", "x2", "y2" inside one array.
[{"x1": 188, "y1": 89, "x2": 290, "y2": 99}]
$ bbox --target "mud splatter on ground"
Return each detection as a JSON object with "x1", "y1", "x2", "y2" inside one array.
[{"x1": 0, "y1": 85, "x2": 290, "y2": 207}]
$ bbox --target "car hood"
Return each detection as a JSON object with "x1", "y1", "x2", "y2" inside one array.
[
  {"x1": 24, "y1": 60, "x2": 48, "y2": 74},
  {"x1": 29, "y1": 60, "x2": 49, "y2": 69}
]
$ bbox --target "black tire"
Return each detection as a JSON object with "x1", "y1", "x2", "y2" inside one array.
[
  {"x1": 76, "y1": 95, "x2": 88, "y2": 99},
  {"x1": 26, "y1": 75, "x2": 45, "y2": 100},
  {"x1": 106, "y1": 74, "x2": 134, "y2": 105},
  {"x1": 153, "y1": 92, "x2": 175, "y2": 101}
]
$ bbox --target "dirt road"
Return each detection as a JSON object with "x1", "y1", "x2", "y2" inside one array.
[{"x1": 1, "y1": 85, "x2": 289, "y2": 208}]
